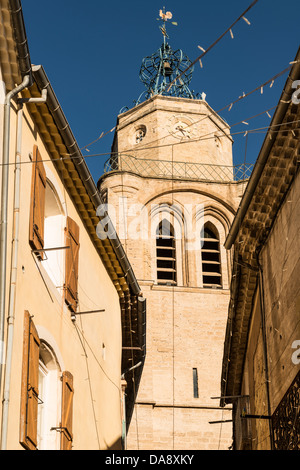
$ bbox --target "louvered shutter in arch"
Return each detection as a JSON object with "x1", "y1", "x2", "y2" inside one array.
[
  {"x1": 201, "y1": 224, "x2": 222, "y2": 288},
  {"x1": 20, "y1": 311, "x2": 40, "y2": 450},
  {"x1": 29, "y1": 145, "x2": 46, "y2": 258},
  {"x1": 156, "y1": 220, "x2": 177, "y2": 285},
  {"x1": 64, "y1": 217, "x2": 80, "y2": 312},
  {"x1": 60, "y1": 371, "x2": 74, "y2": 450}
]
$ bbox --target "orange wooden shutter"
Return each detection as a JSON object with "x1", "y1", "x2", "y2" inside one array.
[
  {"x1": 29, "y1": 145, "x2": 46, "y2": 257},
  {"x1": 20, "y1": 311, "x2": 40, "y2": 451},
  {"x1": 60, "y1": 371, "x2": 74, "y2": 450},
  {"x1": 64, "y1": 217, "x2": 80, "y2": 312}
]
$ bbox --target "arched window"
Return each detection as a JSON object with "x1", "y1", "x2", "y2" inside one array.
[
  {"x1": 20, "y1": 312, "x2": 74, "y2": 451},
  {"x1": 156, "y1": 219, "x2": 177, "y2": 285},
  {"x1": 37, "y1": 342, "x2": 62, "y2": 450},
  {"x1": 201, "y1": 223, "x2": 222, "y2": 288}
]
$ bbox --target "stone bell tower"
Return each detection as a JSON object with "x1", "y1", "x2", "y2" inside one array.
[{"x1": 98, "y1": 9, "x2": 249, "y2": 450}]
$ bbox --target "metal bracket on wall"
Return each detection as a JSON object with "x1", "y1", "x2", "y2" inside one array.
[
  {"x1": 32, "y1": 246, "x2": 70, "y2": 261},
  {"x1": 50, "y1": 426, "x2": 69, "y2": 433},
  {"x1": 210, "y1": 395, "x2": 250, "y2": 400},
  {"x1": 209, "y1": 419, "x2": 233, "y2": 424},
  {"x1": 71, "y1": 309, "x2": 105, "y2": 322}
]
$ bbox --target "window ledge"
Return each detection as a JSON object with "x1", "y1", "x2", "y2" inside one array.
[{"x1": 137, "y1": 280, "x2": 230, "y2": 294}]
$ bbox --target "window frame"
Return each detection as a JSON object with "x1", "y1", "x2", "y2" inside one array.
[
  {"x1": 37, "y1": 346, "x2": 62, "y2": 451},
  {"x1": 201, "y1": 222, "x2": 222, "y2": 289},
  {"x1": 150, "y1": 205, "x2": 184, "y2": 286},
  {"x1": 156, "y1": 219, "x2": 177, "y2": 286},
  {"x1": 43, "y1": 179, "x2": 66, "y2": 292},
  {"x1": 20, "y1": 312, "x2": 73, "y2": 451}
]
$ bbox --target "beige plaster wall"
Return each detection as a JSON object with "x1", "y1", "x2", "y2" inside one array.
[{"x1": 1, "y1": 101, "x2": 123, "y2": 450}]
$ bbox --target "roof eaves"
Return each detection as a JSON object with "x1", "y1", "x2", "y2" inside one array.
[
  {"x1": 8, "y1": 0, "x2": 33, "y2": 86},
  {"x1": 31, "y1": 65, "x2": 142, "y2": 299}
]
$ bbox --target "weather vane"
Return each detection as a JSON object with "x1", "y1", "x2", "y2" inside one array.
[
  {"x1": 157, "y1": 7, "x2": 178, "y2": 41},
  {"x1": 119, "y1": 8, "x2": 202, "y2": 110},
  {"x1": 135, "y1": 8, "x2": 200, "y2": 104}
]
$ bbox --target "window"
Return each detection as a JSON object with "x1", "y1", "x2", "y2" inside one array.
[
  {"x1": 156, "y1": 220, "x2": 177, "y2": 285},
  {"x1": 29, "y1": 145, "x2": 46, "y2": 256},
  {"x1": 29, "y1": 146, "x2": 80, "y2": 312},
  {"x1": 37, "y1": 344, "x2": 61, "y2": 450},
  {"x1": 20, "y1": 311, "x2": 40, "y2": 450},
  {"x1": 64, "y1": 217, "x2": 80, "y2": 312},
  {"x1": 43, "y1": 181, "x2": 65, "y2": 291},
  {"x1": 201, "y1": 223, "x2": 222, "y2": 288},
  {"x1": 193, "y1": 368, "x2": 199, "y2": 398},
  {"x1": 20, "y1": 311, "x2": 74, "y2": 450}
]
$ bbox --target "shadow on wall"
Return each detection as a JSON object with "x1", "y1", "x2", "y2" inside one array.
[{"x1": 105, "y1": 437, "x2": 122, "y2": 451}]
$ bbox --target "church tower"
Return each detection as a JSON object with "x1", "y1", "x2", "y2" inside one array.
[{"x1": 98, "y1": 9, "x2": 248, "y2": 450}]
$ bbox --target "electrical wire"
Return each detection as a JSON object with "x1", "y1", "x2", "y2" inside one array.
[
  {"x1": 74, "y1": 320, "x2": 102, "y2": 449},
  {"x1": 79, "y1": 120, "x2": 300, "y2": 161},
  {"x1": 171, "y1": 144, "x2": 175, "y2": 450},
  {"x1": 74, "y1": 320, "x2": 121, "y2": 392},
  {"x1": 78, "y1": 62, "x2": 295, "y2": 157},
  {"x1": 39, "y1": 155, "x2": 118, "y2": 448},
  {"x1": 0, "y1": 62, "x2": 292, "y2": 173},
  {"x1": 117, "y1": 66, "x2": 294, "y2": 155},
  {"x1": 80, "y1": 127, "x2": 116, "y2": 152},
  {"x1": 1, "y1": 117, "x2": 299, "y2": 170},
  {"x1": 76, "y1": 4, "x2": 299, "y2": 158},
  {"x1": 166, "y1": 0, "x2": 260, "y2": 92}
]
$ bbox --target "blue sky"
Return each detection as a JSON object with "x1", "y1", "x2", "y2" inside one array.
[{"x1": 22, "y1": 0, "x2": 299, "y2": 183}]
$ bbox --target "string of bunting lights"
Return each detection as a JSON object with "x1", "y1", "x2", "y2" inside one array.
[
  {"x1": 0, "y1": 117, "x2": 299, "y2": 169},
  {"x1": 78, "y1": 1, "x2": 260, "y2": 153},
  {"x1": 166, "y1": 0, "x2": 260, "y2": 91},
  {"x1": 77, "y1": 60, "x2": 297, "y2": 157}
]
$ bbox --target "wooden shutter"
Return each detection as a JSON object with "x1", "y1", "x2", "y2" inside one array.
[
  {"x1": 20, "y1": 311, "x2": 40, "y2": 451},
  {"x1": 64, "y1": 217, "x2": 80, "y2": 312},
  {"x1": 29, "y1": 145, "x2": 46, "y2": 257},
  {"x1": 60, "y1": 371, "x2": 74, "y2": 450}
]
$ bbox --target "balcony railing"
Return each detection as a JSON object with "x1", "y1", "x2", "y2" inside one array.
[
  {"x1": 272, "y1": 371, "x2": 300, "y2": 450},
  {"x1": 103, "y1": 154, "x2": 253, "y2": 183}
]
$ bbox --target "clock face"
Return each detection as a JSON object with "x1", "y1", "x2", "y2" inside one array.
[{"x1": 167, "y1": 115, "x2": 198, "y2": 140}]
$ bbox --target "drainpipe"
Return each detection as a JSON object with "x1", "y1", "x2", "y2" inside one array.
[
  {"x1": 121, "y1": 361, "x2": 143, "y2": 450},
  {"x1": 0, "y1": 75, "x2": 30, "y2": 389},
  {"x1": 0, "y1": 88, "x2": 47, "y2": 450}
]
